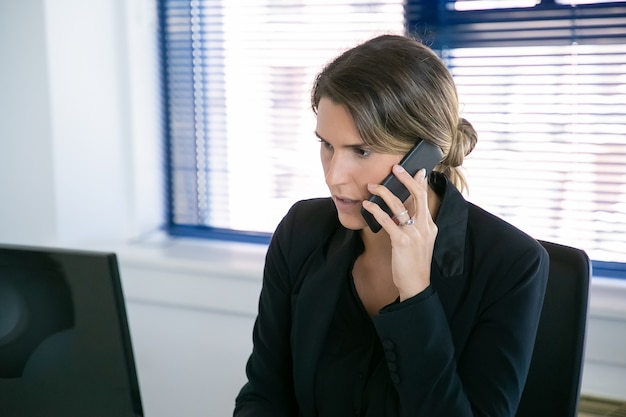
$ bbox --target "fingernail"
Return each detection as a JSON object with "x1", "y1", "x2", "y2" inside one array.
[
  {"x1": 367, "y1": 183, "x2": 376, "y2": 190},
  {"x1": 418, "y1": 168, "x2": 426, "y2": 179},
  {"x1": 393, "y1": 164, "x2": 405, "y2": 174}
]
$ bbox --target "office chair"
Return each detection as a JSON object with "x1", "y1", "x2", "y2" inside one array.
[{"x1": 515, "y1": 240, "x2": 591, "y2": 417}]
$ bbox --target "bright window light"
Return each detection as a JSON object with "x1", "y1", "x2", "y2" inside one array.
[{"x1": 161, "y1": 0, "x2": 626, "y2": 266}]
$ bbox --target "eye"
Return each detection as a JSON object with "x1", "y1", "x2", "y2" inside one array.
[
  {"x1": 318, "y1": 138, "x2": 333, "y2": 151},
  {"x1": 354, "y1": 147, "x2": 371, "y2": 158}
]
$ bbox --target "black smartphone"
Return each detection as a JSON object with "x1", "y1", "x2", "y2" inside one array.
[{"x1": 361, "y1": 140, "x2": 443, "y2": 233}]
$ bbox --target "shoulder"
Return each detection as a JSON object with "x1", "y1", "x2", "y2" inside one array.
[
  {"x1": 288, "y1": 197, "x2": 336, "y2": 218},
  {"x1": 432, "y1": 173, "x2": 546, "y2": 277},
  {"x1": 268, "y1": 197, "x2": 340, "y2": 266},
  {"x1": 467, "y1": 203, "x2": 544, "y2": 256},
  {"x1": 465, "y1": 203, "x2": 549, "y2": 292},
  {"x1": 278, "y1": 197, "x2": 338, "y2": 237}
]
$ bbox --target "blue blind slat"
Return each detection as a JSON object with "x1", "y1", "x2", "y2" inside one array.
[{"x1": 415, "y1": 3, "x2": 626, "y2": 47}]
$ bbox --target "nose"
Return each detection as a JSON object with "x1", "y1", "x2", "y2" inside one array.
[{"x1": 324, "y1": 151, "x2": 349, "y2": 187}]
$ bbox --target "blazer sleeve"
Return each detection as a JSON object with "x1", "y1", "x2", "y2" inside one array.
[
  {"x1": 233, "y1": 206, "x2": 298, "y2": 417},
  {"x1": 234, "y1": 199, "x2": 336, "y2": 417},
  {"x1": 372, "y1": 242, "x2": 549, "y2": 417}
]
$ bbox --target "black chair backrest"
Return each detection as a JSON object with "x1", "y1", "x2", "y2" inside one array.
[{"x1": 515, "y1": 240, "x2": 591, "y2": 417}]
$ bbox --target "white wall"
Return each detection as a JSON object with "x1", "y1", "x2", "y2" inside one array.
[
  {"x1": 1, "y1": 0, "x2": 625, "y2": 416},
  {"x1": 0, "y1": 0, "x2": 57, "y2": 245}
]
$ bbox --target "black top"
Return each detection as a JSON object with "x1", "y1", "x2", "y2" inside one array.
[
  {"x1": 234, "y1": 172, "x2": 550, "y2": 417},
  {"x1": 315, "y1": 272, "x2": 434, "y2": 417},
  {"x1": 315, "y1": 271, "x2": 383, "y2": 417}
]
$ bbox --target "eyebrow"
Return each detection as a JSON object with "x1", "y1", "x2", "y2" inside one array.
[{"x1": 314, "y1": 131, "x2": 367, "y2": 149}]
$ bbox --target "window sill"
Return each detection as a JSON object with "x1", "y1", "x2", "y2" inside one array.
[{"x1": 73, "y1": 235, "x2": 267, "y2": 316}]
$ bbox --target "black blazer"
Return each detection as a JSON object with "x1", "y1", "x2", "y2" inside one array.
[{"x1": 234, "y1": 173, "x2": 549, "y2": 417}]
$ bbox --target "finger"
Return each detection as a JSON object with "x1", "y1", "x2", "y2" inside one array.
[
  {"x1": 391, "y1": 165, "x2": 428, "y2": 195},
  {"x1": 362, "y1": 199, "x2": 405, "y2": 231},
  {"x1": 366, "y1": 180, "x2": 409, "y2": 220},
  {"x1": 364, "y1": 201, "x2": 417, "y2": 247},
  {"x1": 390, "y1": 165, "x2": 431, "y2": 222}
]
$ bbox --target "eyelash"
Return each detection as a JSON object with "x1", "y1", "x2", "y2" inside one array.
[
  {"x1": 318, "y1": 138, "x2": 333, "y2": 151},
  {"x1": 318, "y1": 139, "x2": 371, "y2": 158},
  {"x1": 355, "y1": 148, "x2": 371, "y2": 158}
]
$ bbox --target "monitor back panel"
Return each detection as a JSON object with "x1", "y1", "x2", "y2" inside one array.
[{"x1": 0, "y1": 244, "x2": 143, "y2": 417}]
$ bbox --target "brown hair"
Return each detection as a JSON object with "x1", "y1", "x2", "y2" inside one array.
[{"x1": 311, "y1": 34, "x2": 477, "y2": 191}]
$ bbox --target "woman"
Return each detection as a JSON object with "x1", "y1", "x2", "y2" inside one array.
[{"x1": 234, "y1": 34, "x2": 549, "y2": 417}]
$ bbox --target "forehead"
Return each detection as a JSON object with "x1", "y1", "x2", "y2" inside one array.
[{"x1": 315, "y1": 97, "x2": 363, "y2": 145}]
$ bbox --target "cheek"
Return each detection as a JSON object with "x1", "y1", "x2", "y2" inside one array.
[
  {"x1": 320, "y1": 152, "x2": 330, "y2": 174},
  {"x1": 356, "y1": 162, "x2": 398, "y2": 190},
  {"x1": 370, "y1": 156, "x2": 402, "y2": 183},
  {"x1": 373, "y1": 168, "x2": 389, "y2": 183}
]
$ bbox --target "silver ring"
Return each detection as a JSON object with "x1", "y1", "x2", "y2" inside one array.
[{"x1": 399, "y1": 218, "x2": 415, "y2": 227}]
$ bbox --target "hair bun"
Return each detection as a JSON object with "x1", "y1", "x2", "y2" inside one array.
[{"x1": 458, "y1": 118, "x2": 477, "y2": 157}]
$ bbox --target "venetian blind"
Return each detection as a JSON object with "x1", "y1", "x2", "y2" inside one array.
[
  {"x1": 160, "y1": 0, "x2": 405, "y2": 241},
  {"x1": 406, "y1": 1, "x2": 626, "y2": 266},
  {"x1": 161, "y1": 0, "x2": 626, "y2": 271}
]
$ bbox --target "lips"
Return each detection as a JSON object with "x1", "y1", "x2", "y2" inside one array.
[{"x1": 333, "y1": 195, "x2": 361, "y2": 212}]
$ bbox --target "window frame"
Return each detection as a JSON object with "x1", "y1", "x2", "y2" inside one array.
[{"x1": 157, "y1": 0, "x2": 626, "y2": 279}]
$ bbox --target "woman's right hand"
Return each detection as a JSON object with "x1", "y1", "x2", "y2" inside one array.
[{"x1": 362, "y1": 166, "x2": 438, "y2": 301}]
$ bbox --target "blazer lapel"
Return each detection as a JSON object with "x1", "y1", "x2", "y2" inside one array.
[{"x1": 291, "y1": 226, "x2": 359, "y2": 417}]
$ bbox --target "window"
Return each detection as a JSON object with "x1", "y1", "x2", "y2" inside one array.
[
  {"x1": 451, "y1": 43, "x2": 626, "y2": 276},
  {"x1": 159, "y1": 0, "x2": 626, "y2": 277},
  {"x1": 159, "y1": 0, "x2": 404, "y2": 242},
  {"x1": 405, "y1": 0, "x2": 626, "y2": 275}
]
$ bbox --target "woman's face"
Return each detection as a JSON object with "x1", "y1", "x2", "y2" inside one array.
[{"x1": 316, "y1": 97, "x2": 402, "y2": 231}]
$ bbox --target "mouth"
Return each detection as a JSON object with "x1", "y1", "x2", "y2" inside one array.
[{"x1": 333, "y1": 195, "x2": 361, "y2": 211}]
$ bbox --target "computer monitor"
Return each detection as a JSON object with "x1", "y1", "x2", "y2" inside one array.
[{"x1": 0, "y1": 244, "x2": 143, "y2": 416}]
